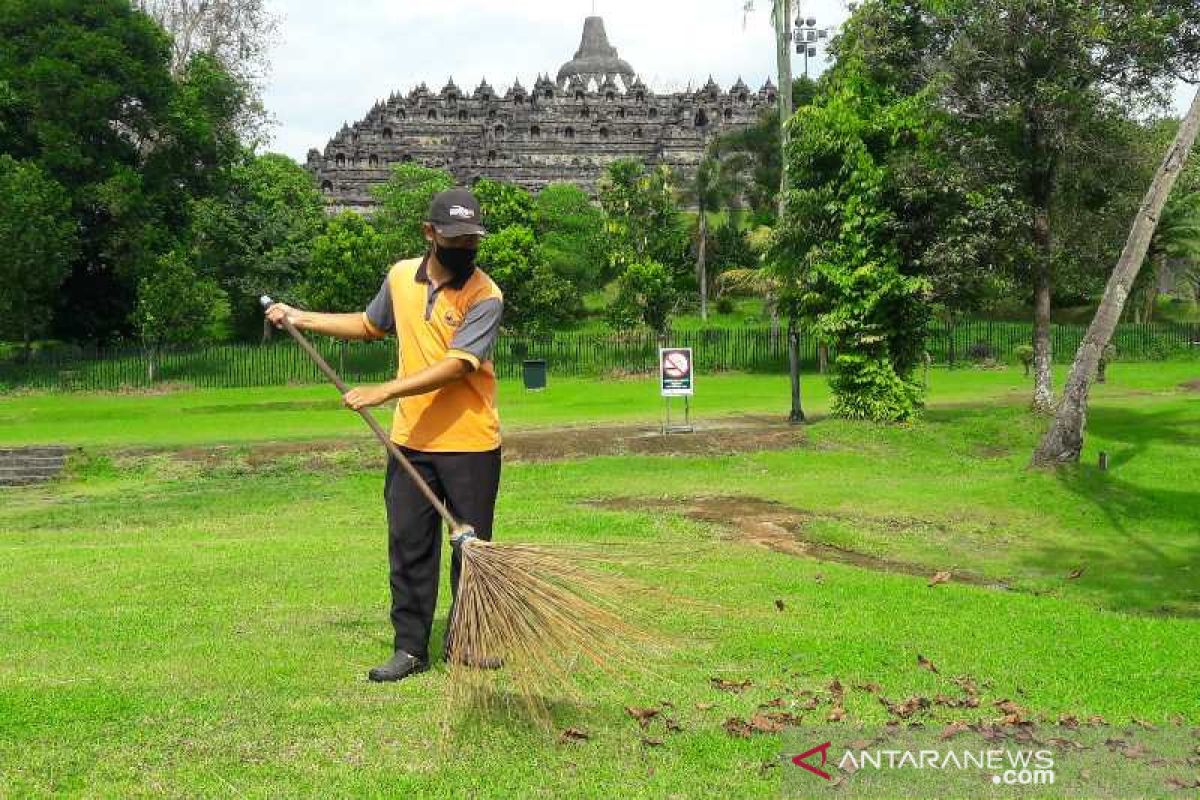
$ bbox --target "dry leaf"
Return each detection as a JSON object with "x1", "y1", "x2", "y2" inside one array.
[
  {"x1": 1121, "y1": 743, "x2": 1148, "y2": 760},
  {"x1": 1132, "y1": 718, "x2": 1158, "y2": 731},
  {"x1": 664, "y1": 717, "x2": 683, "y2": 732},
  {"x1": 641, "y1": 736, "x2": 664, "y2": 747},
  {"x1": 814, "y1": 573, "x2": 824, "y2": 583},
  {"x1": 558, "y1": 727, "x2": 589, "y2": 744},
  {"x1": 856, "y1": 682, "x2": 883, "y2": 694},
  {"x1": 710, "y1": 677, "x2": 753, "y2": 693},
  {"x1": 880, "y1": 696, "x2": 930, "y2": 719},
  {"x1": 827, "y1": 706, "x2": 845, "y2": 723},
  {"x1": 1088, "y1": 715, "x2": 1109, "y2": 726},
  {"x1": 774, "y1": 598, "x2": 785, "y2": 611},
  {"x1": 1067, "y1": 567, "x2": 1085, "y2": 580},
  {"x1": 917, "y1": 654, "x2": 939, "y2": 674},
  {"x1": 952, "y1": 676, "x2": 979, "y2": 696},
  {"x1": 723, "y1": 717, "x2": 753, "y2": 738},
  {"x1": 1166, "y1": 777, "x2": 1200, "y2": 790},
  {"x1": 694, "y1": 702, "x2": 715, "y2": 711},
  {"x1": 1058, "y1": 715, "x2": 1080, "y2": 729},
  {"x1": 759, "y1": 697, "x2": 785, "y2": 709},
  {"x1": 940, "y1": 722, "x2": 968, "y2": 740},
  {"x1": 763, "y1": 711, "x2": 800, "y2": 726},
  {"x1": 748, "y1": 714, "x2": 785, "y2": 734},
  {"x1": 928, "y1": 571, "x2": 952, "y2": 587},
  {"x1": 625, "y1": 706, "x2": 659, "y2": 728}
]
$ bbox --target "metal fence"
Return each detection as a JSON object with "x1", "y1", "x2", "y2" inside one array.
[{"x1": 1, "y1": 321, "x2": 1197, "y2": 392}]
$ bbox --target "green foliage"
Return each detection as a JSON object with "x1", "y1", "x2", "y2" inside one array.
[
  {"x1": 532, "y1": 183, "x2": 610, "y2": 288},
  {"x1": 300, "y1": 212, "x2": 391, "y2": 313},
  {"x1": 477, "y1": 225, "x2": 578, "y2": 335},
  {"x1": 0, "y1": 156, "x2": 78, "y2": 352},
  {"x1": 1014, "y1": 344, "x2": 1035, "y2": 372},
  {"x1": 779, "y1": 54, "x2": 933, "y2": 422},
  {"x1": 371, "y1": 163, "x2": 453, "y2": 260},
  {"x1": 597, "y1": 159, "x2": 690, "y2": 289},
  {"x1": 605, "y1": 260, "x2": 677, "y2": 335},
  {"x1": 472, "y1": 178, "x2": 533, "y2": 231},
  {"x1": 134, "y1": 250, "x2": 225, "y2": 347},
  {"x1": 711, "y1": 218, "x2": 755, "y2": 274},
  {"x1": 187, "y1": 152, "x2": 325, "y2": 337}
]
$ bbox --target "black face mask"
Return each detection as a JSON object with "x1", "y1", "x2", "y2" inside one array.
[{"x1": 434, "y1": 242, "x2": 477, "y2": 278}]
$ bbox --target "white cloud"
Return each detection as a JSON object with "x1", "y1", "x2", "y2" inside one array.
[{"x1": 260, "y1": 0, "x2": 849, "y2": 160}]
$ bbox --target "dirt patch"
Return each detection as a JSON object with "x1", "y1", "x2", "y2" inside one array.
[
  {"x1": 1180, "y1": 379, "x2": 1200, "y2": 393},
  {"x1": 502, "y1": 415, "x2": 808, "y2": 461},
  {"x1": 589, "y1": 495, "x2": 1009, "y2": 590},
  {"x1": 124, "y1": 415, "x2": 811, "y2": 469}
]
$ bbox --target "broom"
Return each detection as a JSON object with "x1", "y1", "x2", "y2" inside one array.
[{"x1": 260, "y1": 296, "x2": 660, "y2": 716}]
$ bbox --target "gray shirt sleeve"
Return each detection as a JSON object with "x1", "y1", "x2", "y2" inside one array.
[
  {"x1": 364, "y1": 276, "x2": 395, "y2": 334},
  {"x1": 449, "y1": 297, "x2": 503, "y2": 363}
]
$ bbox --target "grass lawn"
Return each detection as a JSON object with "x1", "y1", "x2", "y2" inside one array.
[{"x1": 1, "y1": 361, "x2": 1198, "y2": 796}]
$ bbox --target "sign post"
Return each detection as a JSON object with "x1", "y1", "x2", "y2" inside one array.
[{"x1": 659, "y1": 347, "x2": 694, "y2": 434}]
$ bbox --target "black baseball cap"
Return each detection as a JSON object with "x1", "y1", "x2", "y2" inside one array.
[{"x1": 426, "y1": 188, "x2": 487, "y2": 237}]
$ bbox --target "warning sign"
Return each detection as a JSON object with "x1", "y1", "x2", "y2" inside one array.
[{"x1": 659, "y1": 347, "x2": 694, "y2": 396}]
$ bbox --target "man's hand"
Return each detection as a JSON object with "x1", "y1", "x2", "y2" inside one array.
[
  {"x1": 265, "y1": 302, "x2": 304, "y2": 330},
  {"x1": 343, "y1": 384, "x2": 394, "y2": 411}
]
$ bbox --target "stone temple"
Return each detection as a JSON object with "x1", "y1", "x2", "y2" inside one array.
[{"x1": 307, "y1": 16, "x2": 777, "y2": 213}]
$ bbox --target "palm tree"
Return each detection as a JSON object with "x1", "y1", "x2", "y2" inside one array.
[
  {"x1": 1134, "y1": 190, "x2": 1200, "y2": 321},
  {"x1": 686, "y1": 151, "x2": 741, "y2": 320}
]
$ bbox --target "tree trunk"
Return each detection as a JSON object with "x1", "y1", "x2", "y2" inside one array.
[
  {"x1": 1033, "y1": 88, "x2": 1200, "y2": 467},
  {"x1": 20, "y1": 321, "x2": 32, "y2": 364},
  {"x1": 787, "y1": 318, "x2": 805, "y2": 424},
  {"x1": 698, "y1": 210, "x2": 708, "y2": 321},
  {"x1": 1031, "y1": 209, "x2": 1055, "y2": 413},
  {"x1": 817, "y1": 341, "x2": 828, "y2": 374}
]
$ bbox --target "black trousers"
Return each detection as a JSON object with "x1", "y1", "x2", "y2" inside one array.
[{"x1": 383, "y1": 446, "x2": 501, "y2": 661}]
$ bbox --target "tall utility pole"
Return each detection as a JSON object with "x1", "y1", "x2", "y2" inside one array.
[{"x1": 772, "y1": 0, "x2": 805, "y2": 423}]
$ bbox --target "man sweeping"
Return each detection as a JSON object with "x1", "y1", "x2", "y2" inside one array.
[{"x1": 265, "y1": 188, "x2": 503, "y2": 682}]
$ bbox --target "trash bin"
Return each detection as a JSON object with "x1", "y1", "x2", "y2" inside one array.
[{"x1": 522, "y1": 359, "x2": 547, "y2": 390}]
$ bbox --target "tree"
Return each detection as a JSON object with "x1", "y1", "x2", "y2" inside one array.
[
  {"x1": 597, "y1": 159, "x2": 690, "y2": 288},
  {"x1": 682, "y1": 152, "x2": 739, "y2": 320},
  {"x1": 606, "y1": 260, "x2": 678, "y2": 337},
  {"x1": 0, "y1": 157, "x2": 78, "y2": 359},
  {"x1": 188, "y1": 151, "x2": 325, "y2": 337},
  {"x1": 928, "y1": 0, "x2": 1200, "y2": 411},
  {"x1": 134, "y1": 250, "x2": 225, "y2": 380},
  {"x1": 371, "y1": 163, "x2": 454, "y2": 260},
  {"x1": 532, "y1": 183, "x2": 609, "y2": 289},
  {"x1": 132, "y1": 0, "x2": 278, "y2": 140},
  {"x1": 0, "y1": 0, "x2": 174, "y2": 342},
  {"x1": 300, "y1": 212, "x2": 392, "y2": 314},
  {"x1": 1033, "y1": 88, "x2": 1200, "y2": 466},
  {"x1": 1132, "y1": 187, "x2": 1200, "y2": 320},
  {"x1": 472, "y1": 178, "x2": 534, "y2": 231},
  {"x1": 476, "y1": 225, "x2": 578, "y2": 335}
]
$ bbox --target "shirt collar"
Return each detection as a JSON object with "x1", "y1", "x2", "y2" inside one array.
[{"x1": 414, "y1": 251, "x2": 475, "y2": 290}]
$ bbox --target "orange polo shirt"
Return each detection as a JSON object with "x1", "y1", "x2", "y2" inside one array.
[{"x1": 362, "y1": 254, "x2": 503, "y2": 452}]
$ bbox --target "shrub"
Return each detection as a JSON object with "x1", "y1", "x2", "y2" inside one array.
[
  {"x1": 716, "y1": 296, "x2": 735, "y2": 315},
  {"x1": 968, "y1": 341, "x2": 996, "y2": 362}
]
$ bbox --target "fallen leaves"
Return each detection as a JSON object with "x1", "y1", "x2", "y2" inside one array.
[
  {"x1": 558, "y1": 727, "x2": 589, "y2": 744},
  {"x1": 928, "y1": 571, "x2": 952, "y2": 587},
  {"x1": 774, "y1": 598, "x2": 785, "y2": 611},
  {"x1": 640, "y1": 736, "x2": 664, "y2": 747},
  {"x1": 1067, "y1": 567, "x2": 1085, "y2": 580},
  {"x1": 694, "y1": 702, "x2": 715, "y2": 711},
  {"x1": 917, "y1": 654, "x2": 939, "y2": 674},
  {"x1": 880, "y1": 696, "x2": 930, "y2": 719},
  {"x1": 625, "y1": 707, "x2": 659, "y2": 728},
  {"x1": 710, "y1": 677, "x2": 753, "y2": 693},
  {"x1": 723, "y1": 712, "x2": 801, "y2": 737},
  {"x1": 939, "y1": 721, "x2": 969, "y2": 741}
]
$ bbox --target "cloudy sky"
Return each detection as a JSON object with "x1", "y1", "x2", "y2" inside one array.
[
  {"x1": 260, "y1": 1, "x2": 1195, "y2": 162},
  {"x1": 260, "y1": 0, "x2": 848, "y2": 160}
]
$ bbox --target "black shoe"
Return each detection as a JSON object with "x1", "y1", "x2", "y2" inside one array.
[{"x1": 367, "y1": 650, "x2": 429, "y2": 682}]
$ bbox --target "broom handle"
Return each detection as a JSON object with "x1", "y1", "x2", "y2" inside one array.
[{"x1": 260, "y1": 296, "x2": 469, "y2": 536}]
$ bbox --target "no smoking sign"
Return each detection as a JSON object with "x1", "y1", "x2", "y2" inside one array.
[{"x1": 659, "y1": 347, "x2": 694, "y2": 396}]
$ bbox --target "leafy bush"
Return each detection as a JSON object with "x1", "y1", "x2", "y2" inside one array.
[{"x1": 716, "y1": 296, "x2": 736, "y2": 315}]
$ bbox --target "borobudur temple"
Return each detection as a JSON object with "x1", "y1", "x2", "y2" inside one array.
[{"x1": 307, "y1": 16, "x2": 778, "y2": 212}]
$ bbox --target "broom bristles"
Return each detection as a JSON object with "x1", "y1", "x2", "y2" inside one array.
[{"x1": 445, "y1": 539, "x2": 667, "y2": 722}]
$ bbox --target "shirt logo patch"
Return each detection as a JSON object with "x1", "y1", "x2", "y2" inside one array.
[{"x1": 443, "y1": 310, "x2": 463, "y2": 327}]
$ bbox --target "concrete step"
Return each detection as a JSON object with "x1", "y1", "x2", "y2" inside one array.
[
  {"x1": 0, "y1": 446, "x2": 71, "y2": 458},
  {"x1": 0, "y1": 457, "x2": 68, "y2": 469},
  {"x1": 0, "y1": 475, "x2": 54, "y2": 487},
  {"x1": 0, "y1": 466, "x2": 62, "y2": 477}
]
